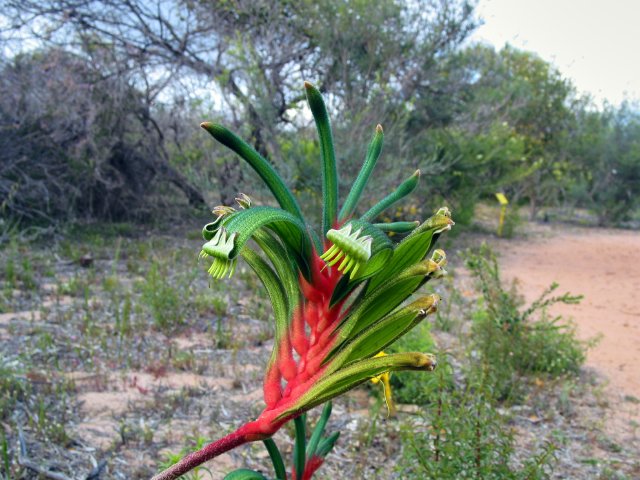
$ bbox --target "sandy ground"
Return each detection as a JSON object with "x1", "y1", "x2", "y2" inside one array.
[{"x1": 496, "y1": 225, "x2": 640, "y2": 446}]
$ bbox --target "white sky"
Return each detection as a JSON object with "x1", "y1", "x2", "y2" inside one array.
[{"x1": 471, "y1": 0, "x2": 640, "y2": 106}]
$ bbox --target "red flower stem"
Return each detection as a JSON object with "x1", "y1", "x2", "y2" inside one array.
[{"x1": 151, "y1": 423, "x2": 262, "y2": 480}]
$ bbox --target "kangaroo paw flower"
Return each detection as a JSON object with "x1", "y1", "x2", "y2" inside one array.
[
  {"x1": 200, "y1": 228, "x2": 237, "y2": 279},
  {"x1": 321, "y1": 223, "x2": 373, "y2": 278},
  {"x1": 156, "y1": 83, "x2": 455, "y2": 480}
]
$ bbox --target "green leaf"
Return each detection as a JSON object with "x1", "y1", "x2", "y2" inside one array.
[
  {"x1": 223, "y1": 469, "x2": 269, "y2": 480},
  {"x1": 201, "y1": 122, "x2": 304, "y2": 221},
  {"x1": 262, "y1": 438, "x2": 286, "y2": 480},
  {"x1": 293, "y1": 414, "x2": 306, "y2": 479},
  {"x1": 339, "y1": 124, "x2": 384, "y2": 221},
  {"x1": 305, "y1": 82, "x2": 338, "y2": 234},
  {"x1": 278, "y1": 352, "x2": 437, "y2": 419},
  {"x1": 360, "y1": 170, "x2": 421, "y2": 222},
  {"x1": 306, "y1": 402, "x2": 332, "y2": 458},
  {"x1": 316, "y1": 431, "x2": 340, "y2": 458}
]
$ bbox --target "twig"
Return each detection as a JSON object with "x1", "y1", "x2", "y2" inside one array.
[
  {"x1": 17, "y1": 427, "x2": 73, "y2": 480},
  {"x1": 85, "y1": 459, "x2": 107, "y2": 479}
]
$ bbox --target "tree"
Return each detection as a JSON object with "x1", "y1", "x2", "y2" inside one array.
[
  {"x1": 455, "y1": 45, "x2": 576, "y2": 219},
  {"x1": 3, "y1": 0, "x2": 478, "y2": 206},
  {"x1": 568, "y1": 103, "x2": 640, "y2": 225},
  {"x1": 0, "y1": 48, "x2": 204, "y2": 223}
]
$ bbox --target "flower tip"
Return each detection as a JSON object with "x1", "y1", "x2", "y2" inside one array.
[
  {"x1": 419, "y1": 353, "x2": 437, "y2": 371},
  {"x1": 200, "y1": 121, "x2": 212, "y2": 129},
  {"x1": 304, "y1": 80, "x2": 314, "y2": 90},
  {"x1": 376, "y1": 124, "x2": 383, "y2": 133},
  {"x1": 235, "y1": 193, "x2": 251, "y2": 209},
  {"x1": 413, "y1": 169, "x2": 421, "y2": 178}
]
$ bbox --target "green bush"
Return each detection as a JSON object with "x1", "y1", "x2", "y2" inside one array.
[
  {"x1": 398, "y1": 370, "x2": 556, "y2": 479},
  {"x1": 465, "y1": 244, "x2": 586, "y2": 399}
]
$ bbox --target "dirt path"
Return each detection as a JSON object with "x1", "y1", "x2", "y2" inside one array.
[{"x1": 497, "y1": 226, "x2": 640, "y2": 402}]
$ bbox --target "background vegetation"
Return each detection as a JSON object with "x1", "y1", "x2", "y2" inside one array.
[
  {"x1": 1, "y1": 1, "x2": 639, "y2": 479},
  {"x1": 1, "y1": 0, "x2": 639, "y2": 235}
]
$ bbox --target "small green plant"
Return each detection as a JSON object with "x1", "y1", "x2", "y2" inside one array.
[
  {"x1": 138, "y1": 261, "x2": 195, "y2": 331},
  {"x1": 387, "y1": 322, "x2": 451, "y2": 405},
  {"x1": 465, "y1": 244, "x2": 586, "y2": 399},
  {"x1": 399, "y1": 368, "x2": 557, "y2": 479}
]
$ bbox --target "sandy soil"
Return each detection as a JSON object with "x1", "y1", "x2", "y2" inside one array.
[
  {"x1": 497, "y1": 226, "x2": 640, "y2": 398},
  {"x1": 496, "y1": 225, "x2": 640, "y2": 446}
]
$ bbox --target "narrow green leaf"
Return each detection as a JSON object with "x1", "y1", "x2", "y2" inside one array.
[
  {"x1": 339, "y1": 124, "x2": 384, "y2": 221},
  {"x1": 306, "y1": 402, "x2": 332, "y2": 458},
  {"x1": 278, "y1": 352, "x2": 437, "y2": 419},
  {"x1": 262, "y1": 438, "x2": 286, "y2": 480},
  {"x1": 305, "y1": 82, "x2": 338, "y2": 234},
  {"x1": 360, "y1": 170, "x2": 421, "y2": 222},
  {"x1": 223, "y1": 469, "x2": 269, "y2": 480},
  {"x1": 201, "y1": 122, "x2": 304, "y2": 221},
  {"x1": 293, "y1": 415, "x2": 306, "y2": 479},
  {"x1": 316, "y1": 431, "x2": 340, "y2": 457}
]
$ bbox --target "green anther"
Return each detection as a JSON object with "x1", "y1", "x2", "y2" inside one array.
[{"x1": 320, "y1": 223, "x2": 373, "y2": 279}]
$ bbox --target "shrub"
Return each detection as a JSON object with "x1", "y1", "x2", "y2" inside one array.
[
  {"x1": 399, "y1": 369, "x2": 557, "y2": 479},
  {"x1": 465, "y1": 244, "x2": 586, "y2": 399}
]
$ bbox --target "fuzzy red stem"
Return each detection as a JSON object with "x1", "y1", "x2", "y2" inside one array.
[{"x1": 151, "y1": 423, "x2": 263, "y2": 480}]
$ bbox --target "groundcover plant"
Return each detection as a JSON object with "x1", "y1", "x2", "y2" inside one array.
[{"x1": 153, "y1": 82, "x2": 454, "y2": 480}]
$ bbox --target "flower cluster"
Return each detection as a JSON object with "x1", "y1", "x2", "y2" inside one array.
[{"x1": 154, "y1": 82, "x2": 453, "y2": 480}]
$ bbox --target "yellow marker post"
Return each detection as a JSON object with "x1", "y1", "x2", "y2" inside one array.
[{"x1": 495, "y1": 193, "x2": 509, "y2": 237}]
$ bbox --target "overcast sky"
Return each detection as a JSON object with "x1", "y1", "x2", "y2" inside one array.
[{"x1": 471, "y1": 0, "x2": 639, "y2": 106}]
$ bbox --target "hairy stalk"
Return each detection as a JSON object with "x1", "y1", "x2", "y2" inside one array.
[{"x1": 151, "y1": 423, "x2": 259, "y2": 480}]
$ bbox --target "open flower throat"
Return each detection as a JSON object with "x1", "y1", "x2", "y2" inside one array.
[{"x1": 153, "y1": 82, "x2": 454, "y2": 480}]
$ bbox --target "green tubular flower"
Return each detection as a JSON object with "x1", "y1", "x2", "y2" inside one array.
[{"x1": 154, "y1": 82, "x2": 455, "y2": 480}]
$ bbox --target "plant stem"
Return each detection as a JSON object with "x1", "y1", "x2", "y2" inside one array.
[
  {"x1": 293, "y1": 415, "x2": 307, "y2": 478},
  {"x1": 151, "y1": 424, "x2": 257, "y2": 480},
  {"x1": 263, "y1": 438, "x2": 287, "y2": 480}
]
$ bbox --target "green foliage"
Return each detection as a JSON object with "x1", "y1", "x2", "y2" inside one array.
[
  {"x1": 417, "y1": 122, "x2": 531, "y2": 225},
  {"x1": 386, "y1": 322, "x2": 451, "y2": 405},
  {"x1": 465, "y1": 245, "x2": 586, "y2": 399},
  {"x1": 567, "y1": 102, "x2": 640, "y2": 226},
  {"x1": 0, "y1": 358, "x2": 30, "y2": 423},
  {"x1": 159, "y1": 436, "x2": 213, "y2": 480},
  {"x1": 399, "y1": 370, "x2": 557, "y2": 479},
  {"x1": 137, "y1": 260, "x2": 197, "y2": 331}
]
